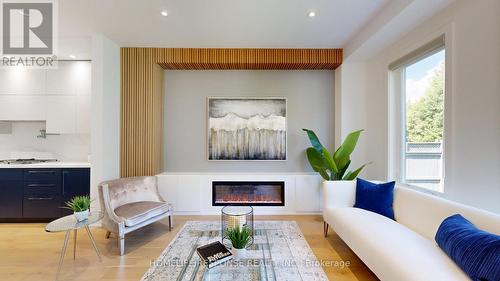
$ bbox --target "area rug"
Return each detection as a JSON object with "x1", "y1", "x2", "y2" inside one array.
[{"x1": 141, "y1": 221, "x2": 328, "y2": 281}]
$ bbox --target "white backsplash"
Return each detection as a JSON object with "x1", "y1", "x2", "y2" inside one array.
[{"x1": 0, "y1": 121, "x2": 90, "y2": 161}]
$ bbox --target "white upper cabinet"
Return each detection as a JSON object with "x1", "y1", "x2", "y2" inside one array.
[
  {"x1": 46, "y1": 96, "x2": 77, "y2": 134},
  {"x1": 46, "y1": 62, "x2": 78, "y2": 95},
  {"x1": 0, "y1": 96, "x2": 46, "y2": 120},
  {"x1": 75, "y1": 61, "x2": 91, "y2": 96},
  {"x1": 76, "y1": 94, "x2": 91, "y2": 134},
  {"x1": 0, "y1": 61, "x2": 91, "y2": 134},
  {"x1": 46, "y1": 61, "x2": 91, "y2": 96},
  {"x1": 0, "y1": 68, "x2": 45, "y2": 95}
]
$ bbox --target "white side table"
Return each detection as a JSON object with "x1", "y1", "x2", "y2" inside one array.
[{"x1": 45, "y1": 212, "x2": 103, "y2": 280}]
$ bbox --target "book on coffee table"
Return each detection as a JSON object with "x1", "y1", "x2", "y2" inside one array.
[{"x1": 196, "y1": 241, "x2": 233, "y2": 268}]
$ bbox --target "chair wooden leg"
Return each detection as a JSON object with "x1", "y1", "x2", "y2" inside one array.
[
  {"x1": 168, "y1": 216, "x2": 172, "y2": 231},
  {"x1": 118, "y1": 235, "x2": 125, "y2": 256},
  {"x1": 323, "y1": 222, "x2": 329, "y2": 237},
  {"x1": 105, "y1": 231, "x2": 111, "y2": 239}
]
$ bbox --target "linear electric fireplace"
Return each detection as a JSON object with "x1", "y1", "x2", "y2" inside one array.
[{"x1": 212, "y1": 181, "x2": 285, "y2": 206}]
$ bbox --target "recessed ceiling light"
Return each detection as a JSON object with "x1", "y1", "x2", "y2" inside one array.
[
  {"x1": 161, "y1": 10, "x2": 168, "y2": 17},
  {"x1": 308, "y1": 11, "x2": 316, "y2": 18},
  {"x1": 69, "y1": 54, "x2": 76, "y2": 59}
]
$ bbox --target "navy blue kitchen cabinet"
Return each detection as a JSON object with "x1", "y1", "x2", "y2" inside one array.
[
  {"x1": 0, "y1": 167, "x2": 90, "y2": 221},
  {"x1": 0, "y1": 169, "x2": 23, "y2": 218},
  {"x1": 61, "y1": 168, "x2": 91, "y2": 216},
  {"x1": 23, "y1": 168, "x2": 62, "y2": 218}
]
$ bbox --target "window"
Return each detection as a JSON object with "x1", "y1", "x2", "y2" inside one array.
[{"x1": 390, "y1": 36, "x2": 446, "y2": 192}]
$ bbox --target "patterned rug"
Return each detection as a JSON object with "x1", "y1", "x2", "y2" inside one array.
[{"x1": 141, "y1": 221, "x2": 328, "y2": 281}]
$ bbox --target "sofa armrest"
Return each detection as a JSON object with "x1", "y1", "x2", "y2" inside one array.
[{"x1": 323, "y1": 181, "x2": 356, "y2": 209}]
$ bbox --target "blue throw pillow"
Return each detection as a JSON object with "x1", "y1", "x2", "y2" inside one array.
[
  {"x1": 435, "y1": 214, "x2": 500, "y2": 281},
  {"x1": 353, "y1": 178, "x2": 395, "y2": 220}
]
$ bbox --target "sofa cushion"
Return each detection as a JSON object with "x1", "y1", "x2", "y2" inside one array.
[
  {"x1": 114, "y1": 201, "x2": 172, "y2": 227},
  {"x1": 326, "y1": 207, "x2": 471, "y2": 281},
  {"x1": 435, "y1": 214, "x2": 500, "y2": 281},
  {"x1": 354, "y1": 178, "x2": 395, "y2": 220}
]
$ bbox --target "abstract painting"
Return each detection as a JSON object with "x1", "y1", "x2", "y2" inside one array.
[{"x1": 208, "y1": 97, "x2": 286, "y2": 160}]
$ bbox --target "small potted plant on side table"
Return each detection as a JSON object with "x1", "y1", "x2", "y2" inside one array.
[
  {"x1": 226, "y1": 226, "x2": 251, "y2": 259},
  {"x1": 64, "y1": 195, "x2": 92, "y2": 222}
]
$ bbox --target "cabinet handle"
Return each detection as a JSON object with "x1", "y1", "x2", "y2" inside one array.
[
  {"x1": 28, "y1": 170, "x2": 56, "y2": 174},
  {"x1": 27, "y1": 184, "x2": 56, "y2": 187},
  {"x1": 27, "y1": 197, "x2": 53, "y2": 200}
]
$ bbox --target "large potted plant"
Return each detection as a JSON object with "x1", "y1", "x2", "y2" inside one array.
[{"x1": 302, "y1": 129, "x2": 369, "y2": 200}]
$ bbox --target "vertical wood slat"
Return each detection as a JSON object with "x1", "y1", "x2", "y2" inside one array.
[
  {"x1": 121, "y1": 48, "x2": 164, "y2": 177},
  {"x1": 120, "y1": 48, "x2": 342, "y2": 177},
  {"x1": 154, "y1": 48, "x2": 342, "y2": 69}
]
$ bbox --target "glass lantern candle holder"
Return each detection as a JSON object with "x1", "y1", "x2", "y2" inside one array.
[{"x1": 221, "y1": 205, "x2": 254, "y2": 248}]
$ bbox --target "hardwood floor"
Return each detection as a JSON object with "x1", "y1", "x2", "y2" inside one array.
[{"x1": 0, "y1": 215, "x2": 378, "y2": 281}]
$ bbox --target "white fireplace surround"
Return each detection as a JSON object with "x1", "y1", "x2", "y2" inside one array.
[{"x1": 156, "y1": 173, "x2": 323, "y2": 215}]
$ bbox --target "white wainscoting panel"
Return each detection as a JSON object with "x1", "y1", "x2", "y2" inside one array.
[
  {"x1": 177, "y1": 175, "x2": 201, "y2": 212},
  {"x1": 157, "y1": 173, "x2": 322, "y2": 215},
  {"x1": 295, "y1": 175, "x2": 322, "y2": 212},
  {"x1": 157, "y1": 175, "x2": 178, "y2": 208}
]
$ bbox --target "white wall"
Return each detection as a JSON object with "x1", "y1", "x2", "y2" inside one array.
[
  {"x1": 90, "y1": 35, "x2": 121, "y2": 210},
  {"x1": 334, "y1": 62, "x2": 369, "y2": 170},
  {"x1": 343, "y1": 0, "x2": 500, "y2": 213},
  {"x1": 164, "y1": 70, "x2": 335, "y2": 173}
]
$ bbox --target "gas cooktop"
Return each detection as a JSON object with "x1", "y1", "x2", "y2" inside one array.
[{"x1": 0, "y1": 158, "x2": 58, "y2": 164}]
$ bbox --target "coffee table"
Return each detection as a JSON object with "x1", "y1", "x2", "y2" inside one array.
[
  {"x1": 46, "y1": 212, "x2": 103, "y2": 280},
  {"x1": 142, "y1": 221, "x2": 328, "y2": 281}
]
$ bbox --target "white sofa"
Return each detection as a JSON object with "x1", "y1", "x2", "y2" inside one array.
[{"x1": 323, "y1": 181, "x2": 500, "y2": 281}]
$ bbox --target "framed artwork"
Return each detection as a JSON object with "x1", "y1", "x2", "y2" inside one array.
[{"x1": 208, "y1": 97, "x2": 287, "y2": 161}]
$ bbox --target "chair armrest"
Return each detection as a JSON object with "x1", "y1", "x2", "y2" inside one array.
[
  {"x1": 323, "y1": 181, "x2": 356, "y2": 209},
  {"x1": 153, "y1": 176, "x2": 166, "y2": 203},
  {"x1": 99, "y1": 183, "x2": 125, "y2": 224}
]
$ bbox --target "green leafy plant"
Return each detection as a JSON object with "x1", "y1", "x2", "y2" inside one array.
[
  {"x1": 407, "y1": 63, "x2": 444, "y2": 142},
  {"x1": 64, "y1": 195, "x2": 91, "y2": 212},
  {"x1": 303, "y1": 129, "x2": 369, "y2": 181},
  {"x1": 226, "y1": 226, "x2": 251, "y2": 249}
]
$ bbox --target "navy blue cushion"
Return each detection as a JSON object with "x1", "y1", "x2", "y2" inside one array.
[
  {"x1": 353, "y1": 178, "x2": 395, "y2": 220},
  {"x1": 435, "y1": 214, "x2": 500, "y2": 281}
]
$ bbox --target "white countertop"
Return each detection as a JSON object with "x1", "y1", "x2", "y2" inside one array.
[{"x1": 0, "y1": 162, "x2": 91, "y2": 169}]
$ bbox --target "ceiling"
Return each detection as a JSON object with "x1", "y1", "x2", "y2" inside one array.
[{"x1": 57, "y1": 0, "x2": 389, "y2": 59}]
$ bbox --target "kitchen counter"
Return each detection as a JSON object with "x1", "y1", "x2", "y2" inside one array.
[{"x1": 0, "y1": 162, "x2": 91, "y2": 169}]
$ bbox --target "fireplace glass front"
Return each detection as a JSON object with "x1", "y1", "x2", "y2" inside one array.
[{"x1": 212, "y1": 181, "x2": 285, "y2": 206}]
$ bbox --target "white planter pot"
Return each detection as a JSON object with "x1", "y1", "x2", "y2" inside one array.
[
  {"x1": 74, "y1": 209, "x2": 90, "y2": 222},
  {"x1": 232, "y1": 247, "x2": 247, "y2": 260},
  {"x1": 322, "y1": 180, "x2": 355, "y2": 215}
]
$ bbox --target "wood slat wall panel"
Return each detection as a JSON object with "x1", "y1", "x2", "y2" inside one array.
[
  {"x1": 120, "y1": 48, "x2": 342, "y2": 177},
  {"x1": 153, "y1": 48, "x2": 342, "y2": 70},
  {"x1": 121, "y1": 48, "x2": 164, "y2": 177}
]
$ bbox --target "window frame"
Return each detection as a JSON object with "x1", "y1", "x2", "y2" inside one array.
[{"x1": 388, "y1": 31, "x2": 453, "y2": 195}]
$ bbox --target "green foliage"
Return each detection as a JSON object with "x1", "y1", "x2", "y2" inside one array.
[
  {"x1": 64, "y1": 195, "x2": 91, "y2": 212},
  {"x1": 407, "y1": 64, "x2": 444, "y2": 142},
  {"x1": 226, "y1": 226, "x2": 251, "y2": 249},
  {"x1": 303, "y1": 129, "x2": 369, "y2": 181}
]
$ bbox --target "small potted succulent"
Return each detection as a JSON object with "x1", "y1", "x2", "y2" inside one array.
[
  {"x1": 64, "y1": 195, "x2": 92, "y2": 222},
  {"x1": 226, "y1": 226, "x2": 251, "y2": 259}
]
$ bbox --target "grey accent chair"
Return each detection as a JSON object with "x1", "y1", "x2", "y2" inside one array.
[{"x1": 98, "y1": 176, "x2": 173, "y2": 255}]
